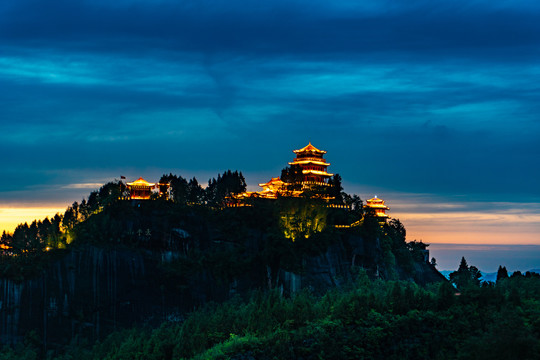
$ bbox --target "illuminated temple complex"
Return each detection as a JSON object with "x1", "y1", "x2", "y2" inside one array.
[
  {"x1": 125, "y1": 144, "x2": 391, "y2": 224},
  {"x1": 233, "y1": 143, "x2": 334, "y2": 200}
]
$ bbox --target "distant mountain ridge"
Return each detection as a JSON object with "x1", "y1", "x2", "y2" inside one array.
[{"x1": 440, "y1": 269, "x2": 540, "y2": 282}]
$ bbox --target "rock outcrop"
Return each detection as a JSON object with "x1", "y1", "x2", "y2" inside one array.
[{"x1": 0, "y1": 211, "x2": 445, "y2": 346}]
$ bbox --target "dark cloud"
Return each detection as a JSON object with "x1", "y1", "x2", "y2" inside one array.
[
  {"x1": 1, "y1": 0, "x2": 540, "y2": 60},
  {"x1": 1, "y1": 0, "x2": 539, "y2": 217}
]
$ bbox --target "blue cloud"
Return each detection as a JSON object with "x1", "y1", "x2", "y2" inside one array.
[{"x1": 1, "y1": 0, "x2": 539, "y2": 214}]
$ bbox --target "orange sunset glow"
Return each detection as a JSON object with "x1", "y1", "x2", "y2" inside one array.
[
  {"x1": 392, "y1": 203, "x2": 540, "y2": 245},
  {"x1": 0, "y1": 206, "x2": 66, "y2": 234},
  {"x1": 3, "y1": 196, "x2": 539, "y2": 247}
]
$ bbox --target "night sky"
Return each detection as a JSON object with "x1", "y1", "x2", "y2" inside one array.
[{"x1": 1, "y1": 0, "x2": 540, "y2": 262}]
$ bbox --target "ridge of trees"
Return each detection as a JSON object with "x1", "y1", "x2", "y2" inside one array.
[
  {"x1": 1, "y1": 170, "x2": 365, "y2": 257},
  {"x1": 1, "y1": 171, "x2": 248, "y2": 254},
  {"x1": 0, "y1": 170, "x2": 431, "y2": 287}
]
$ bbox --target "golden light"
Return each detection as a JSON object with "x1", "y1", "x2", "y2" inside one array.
[
  {"x1": 0, "y1": 206, "x2": 66, "y2": 234},
  {"x1": 232, "y1": 142, "x2": 335, "y2": 202},
  {"x1": 280, "y1": 204, "x2": 327, "y2": 241},
  {"x1": 395, "y1": 210, "x2": 540, "y2": 245}
]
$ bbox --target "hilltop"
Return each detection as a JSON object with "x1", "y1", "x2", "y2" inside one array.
[
  {"x1": 0, "y1": 167, "x2": 444, "y2": 347},
  {"x1": 2, "y1": 170, "x2": 540, "y2": 360}
]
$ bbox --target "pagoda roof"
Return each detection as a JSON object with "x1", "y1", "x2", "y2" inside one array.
[
  {"x1": 288, "y1": 159, "x2": 330, "y2": 166},
  {"x1": 259, "y1": 177, "x2": 285, "y2": 187},
  {"x1": 126, "y1": 177, "x2": 155, "y2": 187},
  {"x1": 365, "y1": 204, "x2": 389, "y2": 209},
  {"x1": 301, "y1": 169, "x2": 333, "y2": 177},
  {"x1": 365, "y1": 196, "x2": 389, "y2": 209},
  {"x1": 293, "y1": 142, "x2": 327, "y2": 155}
]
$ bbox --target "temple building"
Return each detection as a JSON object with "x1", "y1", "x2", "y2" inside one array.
[
  {"x1": 289, "y1": 142, "x2": 333, "y2": 186},
  {"x1": 126, "y1": 178, "x2": 156, "y2": 200},
  {"x1": 231, "y1": 177, "x2": 301, "y2": 201},
  {"x1": 125, "y1": 177, "x2": 171, "y2": 200},
  {"x1": 230, "y1": 143, "x2": 334, "y2": 202},
  {"x1": 256, "y1": 177, "x2": 305, "y2": 199},
  {"x1": 364, "y1": 196, "x2": 390, "y2": 222},
  {"x1": 257, "y1": 177, "x2": 287, "y2": 198},
  {"x1": 226, "y1": 143, "x2": 393, "y2": 230},
  {"x1": 227, "y1": 143, "x2": 392, "y2": 227}
]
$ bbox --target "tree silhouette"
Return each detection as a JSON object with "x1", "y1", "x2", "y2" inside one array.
[
  {"x1": 187, "y1": 177, "x2": 204, "y2": 204},
  {"x1": 160, "y1": 173, "x2": 189, "y2": 204},
  {"x1": 281, "y1": 165, "x2": 304, "y2": 191},
  {"x1": 206, "y1": 170, "x2": 247, "y2": 206},
  {"x1": 449, "y1": 257, "x2": 482, "y2": 289},
  {"x1": 327, "y1": 173, "x2": 344, "y2": 203},
  {"x1": 496, "y1": 265, "x2": 509, "y2": 283}
]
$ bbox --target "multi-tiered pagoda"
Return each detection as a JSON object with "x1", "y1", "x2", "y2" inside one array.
[
  {"x1": 364, "y1": 196, "x2": 390, "y2": 223},
  {"x1": 289, "y1": 142, "x2": 333, "y2": 186},
  {"x1": 230, "y1": 142, "x2": 333, "y2": 201}
]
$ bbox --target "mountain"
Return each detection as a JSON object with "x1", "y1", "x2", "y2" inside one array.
[
  {"x1": 0, "y1": 193, "x2": 445, "y2": 346},
  {"x1": 440, "y1": 269, "x2": 540, "y2": 283}
]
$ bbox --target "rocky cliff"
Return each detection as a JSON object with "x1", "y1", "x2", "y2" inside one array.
[
  {"x1": 0, "y1": 229, "x2": 444, "y2": 347},
  {"x1": 0, "y1": 246, "x2": 192, "y2": 346}
]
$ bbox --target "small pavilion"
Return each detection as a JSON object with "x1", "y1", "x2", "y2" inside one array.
[
  {"x1": 364, "y1": 196, "x2": 390, "y2": 222},
  {"x1": 126, "y1": 177, "x2": 156, "y2": 200}
]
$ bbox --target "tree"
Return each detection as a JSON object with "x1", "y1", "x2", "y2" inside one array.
[
  {"x1": 27, "y1": 220, "x2": 43, "y2": 252},
  {"x1": 11, "y1": 223, "x2": 30, "y2": 254},
  {"x1": 343, "y1": 193, "x2": 363, "y2": 217},
  {"x1": 38, "y1": 218, "x2": 51, "y2": 248},
  {"x1": 62, "y1": 206, "x2": 77, "y2": 230},
  {"x1": 0, "y1": 231, "x2": 12, "y2": 249},
  {"x1": 327, "y1": 174, "x2": 344, "y2": 203},
  {"x1": 496, "y1": 265, "x2": 509, "y2": 283},
  {"x1": 469, "y1": 265, "x2": 482, "y2": 285},
  {"x1": 98, "y1": 181, "x2": 123, "y2": 207},
  {"x1": 206, "y1": 170, "x2": 247, "y2": 206},
  {"x1": 280, "y1": 165, "x2": 304, "y2": 191},
  {"x1": 437, "y1": 280, "x2": 456, "y2": 310},
  {"x1": 510, "y1": 270, "x2": 523, "y2": 279},
  {"x1": 187, "y1": 177, "x2": 204, "y2": 204},
  {"x1": 279, "y1": 198, "x2": 328, "y2": 242},
  {"x1": 87, "y1": 191, "x2": 100, "y2": 213},
  {"x1": 387, "y1": 219, "x2": 406, "y2": 244},
  {"x1": 48, "y1": 214, "x2": 63, "y2": 248},
  {"x1": 449, "y1": 257, "x2": 482, "y2": 289},
  {"x1": 161, "y1": 174, "x2": 189, "y2": 204},
  {"x1": 79, "y1": 199, "x2": 90, "y2": 220}
]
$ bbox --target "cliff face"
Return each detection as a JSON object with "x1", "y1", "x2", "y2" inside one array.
[
  {"x1": 276, "y1": 234, "x2": 444, "y2": 295},
  {"x1": 278, "y1": 236, "x2": 362, "y2": 294},
  {"x1": 0, "y1": 246, "x2": 204, "y2": 346},
  {"x1": 0, "y1": 231, "x2": 445, "y2": 346}
]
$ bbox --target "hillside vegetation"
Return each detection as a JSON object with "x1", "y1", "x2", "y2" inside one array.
[
  {"x1": 0, "y1": 171, "x2": 481, "y2": 358},
  {"x1": 2, "y1": 271, "x2": 540, "y2": 360},
  {"x1": 0, "y1": 171, "x2": 430, "y2": 284}
]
